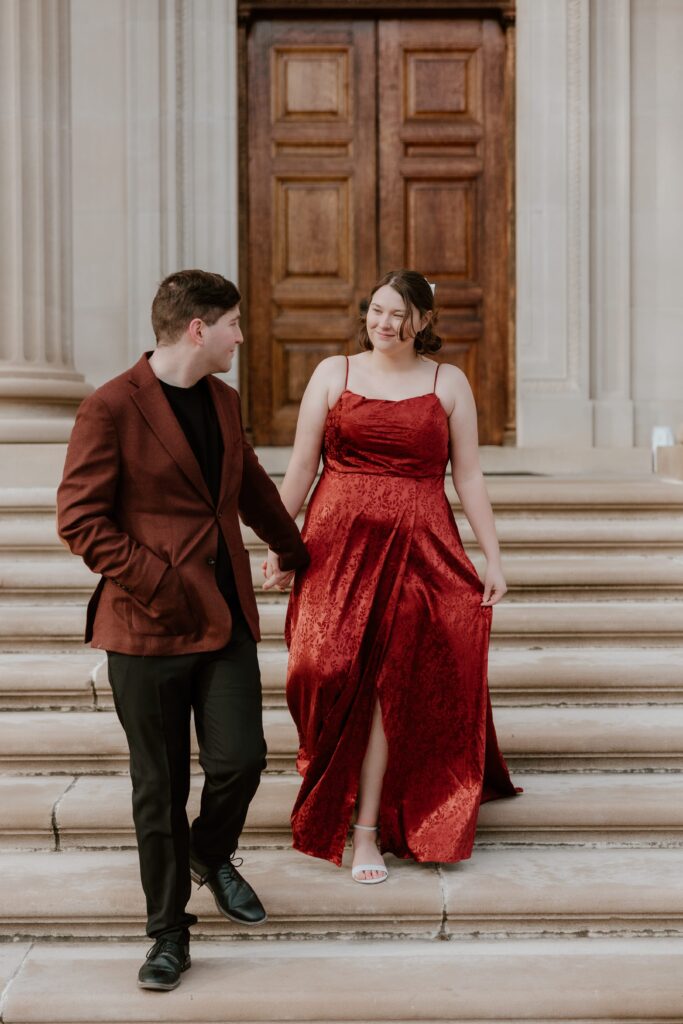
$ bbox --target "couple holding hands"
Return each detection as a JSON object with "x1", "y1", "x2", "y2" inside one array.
[{"x1": 57, "y1": 268, "x2": 518, "y2": 991}]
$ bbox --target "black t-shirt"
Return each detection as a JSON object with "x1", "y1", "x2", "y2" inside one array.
[{"x1": 160, "y1": 377, "x2": 241, "y2": 615}]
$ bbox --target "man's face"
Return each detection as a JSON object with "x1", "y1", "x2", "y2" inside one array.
[{"x1": 202, "y1": 305, "x2": 243, "y2": 373}]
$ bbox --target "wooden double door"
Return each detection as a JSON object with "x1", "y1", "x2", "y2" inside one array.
[{"x1": 246, "y1": 16, "x2": 513, "y2": 445}]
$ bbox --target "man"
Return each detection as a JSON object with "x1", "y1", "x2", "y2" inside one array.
[{"x1": 57, "y1": 270, "x2": 307, "y2": 990}]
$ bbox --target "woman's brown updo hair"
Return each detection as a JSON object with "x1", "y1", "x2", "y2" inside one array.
[{"x1": 358, "y1": 269, "x2": 442, "y2": 355}]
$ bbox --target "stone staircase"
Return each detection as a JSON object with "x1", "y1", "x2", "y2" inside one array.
[{"x1": 1, "y1": 470, "x2": 683, "y2": 1021}]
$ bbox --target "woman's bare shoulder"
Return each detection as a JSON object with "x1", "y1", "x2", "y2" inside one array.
[
  {"x1": 311, "y1": 354, "x2": 348, "y2": 383},
  {"x1": 435, "y1": 362, "x2": 470, "y2": 389},
  {"x1": 434, "y1": 362, "x2": 474, "y2": 416}
]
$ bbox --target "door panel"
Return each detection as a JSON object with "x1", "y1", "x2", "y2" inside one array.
[
  {"x1": 247, "y1": 17, "x2": 511, "y2": 445},
  {"x1": 378, "y1": 19, "x2": 509, "y2": 443},
  {"x1": 247, "y1": 21, "x2": 376, "y2": 444}
]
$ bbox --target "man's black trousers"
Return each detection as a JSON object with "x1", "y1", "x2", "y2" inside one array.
[{"x1": 107, "y1": 612, "x2": 266, "y2": 939}]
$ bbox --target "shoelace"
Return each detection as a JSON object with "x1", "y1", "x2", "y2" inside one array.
[
  {"x1": 146, "y1": 938, "x2": 184, "y2": 963},
  {"x1": 195, "y1": 854, "x2": 244, "y2": 888},
  {"x1": 215, "y1": 856, "x2": 244, "y2": 885}
]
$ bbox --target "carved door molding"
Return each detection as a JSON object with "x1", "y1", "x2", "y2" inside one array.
[{"x1": 241, "y1": 10, "x2": 515, "y2": 445}]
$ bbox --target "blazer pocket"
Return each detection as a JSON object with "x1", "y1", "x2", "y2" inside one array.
[{"x1": 129, "y1": 570, "x2": 198, "y2": 636}]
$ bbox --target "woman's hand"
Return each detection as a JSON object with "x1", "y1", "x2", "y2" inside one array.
[
  {"x1": 481, "y1": 561, "x2": 507, "y2": 606},
  {"x1": 262, "y1": 549, "x2": 295, "y2": 592}
]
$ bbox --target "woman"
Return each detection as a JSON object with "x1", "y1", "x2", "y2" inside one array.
[{"x1": 263, "y1": 269, "x2": 520, "y2": 883}]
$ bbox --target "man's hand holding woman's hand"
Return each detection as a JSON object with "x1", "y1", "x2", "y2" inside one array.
[{"x1": 262, "y1": 548, "x2": 295, "y2": 591}]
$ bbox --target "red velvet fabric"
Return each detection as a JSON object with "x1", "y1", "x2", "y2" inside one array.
[{"x1": 285, "y1": 389, "x2": 520, "y2": 867}]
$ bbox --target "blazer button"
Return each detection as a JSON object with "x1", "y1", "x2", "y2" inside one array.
[{"x1": 206, "y1": 557, "x2": 216, "y2": 566}]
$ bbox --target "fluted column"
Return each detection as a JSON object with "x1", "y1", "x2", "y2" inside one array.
[
  {"x1": 516, "y1": 0, "x2": 593, "y2": 446},
  {"x1": 590, "y1": 0, "x2": 634, "y2": 446},
  {"x1": 0, "y1": 0, "x2": 90, "y2": 441}
]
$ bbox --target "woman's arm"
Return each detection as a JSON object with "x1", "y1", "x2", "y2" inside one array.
[
  {"x1": 441, "y1": 365, "x2": 507, "y2": 606},
  {"x1": 262, "y1": 355, "x2": 346, "y2": 590},
  {"x1": 278, "y1": 354, "x2": 346, "y2": 518}
]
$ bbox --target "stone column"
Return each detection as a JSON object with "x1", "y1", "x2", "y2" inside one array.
[
  {"x1": 0, "y1": 0, "x2": 90, "y2": 441},
  {"x1": 516, "y1": 0, "x2": 593, "y2": 446},
  {"x1": 122, "y1": 0, "x2": 239, "y2": 384},
  {"x1": 631, "y1": 0, "x2": 683, "y2": 444},
  {"x1": 590, "y1": 0, "x2": 634, "y2": 446}
]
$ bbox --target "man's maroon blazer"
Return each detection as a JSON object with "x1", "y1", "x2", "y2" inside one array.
[{"x1": 57, "y1": 353, "x2": 309, "y2": 655}]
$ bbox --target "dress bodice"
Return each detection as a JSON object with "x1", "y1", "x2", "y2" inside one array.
[{"x1": 323, "y1": 389, "x2": 449, "y2": 478}]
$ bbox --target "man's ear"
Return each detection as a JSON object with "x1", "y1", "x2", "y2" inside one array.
[{"x1": 187, "y1": 317, "x2": 205, "y2": 346}]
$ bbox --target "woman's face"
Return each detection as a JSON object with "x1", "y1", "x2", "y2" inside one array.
[{"x1": 366, "y1": 284, "x2": 422, "y2": 351}]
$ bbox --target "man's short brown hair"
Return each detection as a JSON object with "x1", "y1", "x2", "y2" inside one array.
[{"x1": 151, "y1": 270, "x2": 241, "y2": 344}]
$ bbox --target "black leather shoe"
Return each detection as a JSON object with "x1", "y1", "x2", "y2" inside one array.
[
  {"x1": 137, "y1": 936, "x2": 191, "y2": 991},
  {"x1": 190, "y1": 854, "x2": 267, "y2": 926}
]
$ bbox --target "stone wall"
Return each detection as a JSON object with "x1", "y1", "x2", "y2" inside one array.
[
  {"x1": 516, "y1": 0, "x2": 683, "y2": 447},
  {"x1": 1, "y1": 0, "x2": 680, "y2": 447}
]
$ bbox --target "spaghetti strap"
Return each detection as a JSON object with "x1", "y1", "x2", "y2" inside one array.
[
  {"x1": 433, "y1": 361, "x2": 441, "y2": 392},
  {"x1": 344, "y1": 354, "x2": 350, "y2": 390}
]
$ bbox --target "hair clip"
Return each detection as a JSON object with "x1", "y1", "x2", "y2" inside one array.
[{"x1": 428, "y1": 281, "x2": 436, "y2": 295}]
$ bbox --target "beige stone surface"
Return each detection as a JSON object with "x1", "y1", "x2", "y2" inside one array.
[
  {"x1": 497, "y1": 704, "x2": 683, "y2": 769},
  {"x1": 0, "y1": 848, "x2": 442, "y2": 939},
  {"x1": 0, "y1": 943, "x2": 31, "y2": 1009},
  {"x1": 0, "y1": 559, "x2": 97, "y2": 593},
  {"x1": 56, "y1": 773, "x2": 299, "y2": 848},
  {"x1": 486, "y1": 645, "x2": 683, "y2": 702},
  {"x1": 441, "y1": 846, "x2": 683, "y2": 935},
  {"x1": 2, "y1": 847, "x2": 683, "y2": 940},
  {"x1": 259, "y1": 645, "x2": 683, "y2": 705},
  {"x1": 251, "y1": 550, "x2": 683, "y2": 592},
  {"x1": 5, "y1": 507, "x2": 682, "y2": 559},
  {"x1": 0, "y1": 710, "x2": 296, "y2": 773},
  {"x1": 1, "y1": 597, "x2": 681, "y2": 670},
  {"x1": 475, "y1": 771, "x2": 683, "y2": 838},
  {"x1": 3, "y1": 705, "x2": 683, "y2": 775},
  {"x1": 0, "y1": 654, "x2": 100, "y2": 709},
  {"x1": 0, "y1": 606, "x2": 85, "y2": 644},
  {"x1": 257, "y1": 598, "x2": 683, "y2": 642},
  {"x1": 7, "y1": 471, "x2": 681, "y2": 513},
  {"x1": 47, "y1": 770, "x2": 683, "y2": 850},
  {"x1": 0, "y1": 777, "x2": 70, "y2": 849},
  {"x1": 4, "y1": 938, "x2": 683, "y2": 1021},
  {"x1": 0, "y1": 712, "x2": 127, "y2": 773},
  {"x1": 0, "y1": 513, "x2": 62, "y2": 550},
  {"x1": 656, "y1": 445, "x2": 683, "y2": 481}
]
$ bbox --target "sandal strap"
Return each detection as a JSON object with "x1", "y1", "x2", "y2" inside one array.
[{"x1": 352, "y1": 823, "x2": 378, "y2": 831}]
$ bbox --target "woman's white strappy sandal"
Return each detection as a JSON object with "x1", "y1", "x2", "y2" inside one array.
[{"x1": 351, "y1": 824, "x2": 389, "y2": 884}]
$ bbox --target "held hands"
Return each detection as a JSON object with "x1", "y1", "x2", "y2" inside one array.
[
  {"x1": 481, "y1": 561, "x2": 507, "y2": 607},
  {"x1": 262, "y1": 548, "x2": 295, "y2": 592}
]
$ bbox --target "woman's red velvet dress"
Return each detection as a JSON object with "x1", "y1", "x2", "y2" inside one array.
[{"x1": 285, "y1": 366, "x2": 519, "y2": 866}]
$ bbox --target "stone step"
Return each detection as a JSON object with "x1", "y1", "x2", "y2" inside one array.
[
  {"x1": 2, "y1": 477, "x2": 680, "y2": 514},
  {"x1": 0, "y1": 600, "x2": 681, "y2": 651},
  {"x1": 2, "y1": 936, "x2": 682, "y2": 1022},
  {"x1": 0, "y1": 654, "x2": 102, "y2": 709},
  {"x1": 2, "y1": 647, "x2": 676, "y2": 711},
  {"x1": 2, "y1": 646, "x2": 681, "y2": 711},
  {"x1": 4, "y1": 772, "x2": 683, "y2": 852},
  {"x1": 1, "y1": 553, "x2": 681, "y2": 603},
  {"x1": 2, "y1": 706, "x2": 683, "y2": 774},
  {"x1": 259, "y1": 473, "x2": 683, "y2": 511},
  {"x1": 250, "y1": 646, "x2": 683, "y2": 708},
  {"x1": 256, "y1": 599, "x2": 683, "y2": 646},
  {"x1": 1, "y1": 845, "x2": 683, "y2": 939},
  {"x1": 5, "y1": 512, "x2": 683, "y2": 558}
]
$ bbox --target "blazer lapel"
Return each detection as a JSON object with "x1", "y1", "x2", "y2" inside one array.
[
  {"x1": 131, "y1": 361, "x2": 214, "y2": 507},
  {"x1": 207, "y1": 375, "x2": 240, "y2": 507}
]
